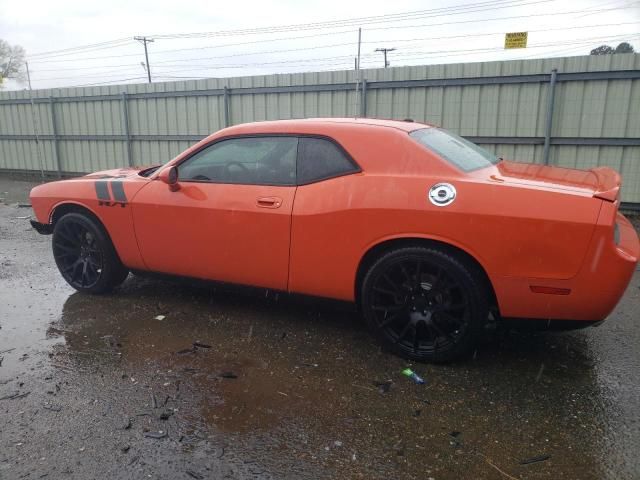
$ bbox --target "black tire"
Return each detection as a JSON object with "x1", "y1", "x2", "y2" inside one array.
[
  {"x1": 360, "y1": 247, "x2": 489, "y2": 363},
  {"x1": 52, "y1": 212, "x2": 129, "y2": 294}
]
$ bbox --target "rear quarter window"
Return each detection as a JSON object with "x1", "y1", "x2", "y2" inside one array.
[
  {"x1": 409, "y1": 128, "x2": 499, "y2": 172},
  {"x1": 297, "y1": 137, "x2": 359, "y2": 184}
]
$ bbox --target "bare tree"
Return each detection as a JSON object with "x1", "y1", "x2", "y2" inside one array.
[{"x1": 0, "y1": 40, "x2": 27, "y2": 88}]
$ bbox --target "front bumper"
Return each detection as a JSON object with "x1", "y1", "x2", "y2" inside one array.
[{"x1": 30, "y1": 220, "x2": 53, "y2": 235}]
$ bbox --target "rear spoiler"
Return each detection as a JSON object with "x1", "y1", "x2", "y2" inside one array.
[{"x1": 591, "y1": 167, "x2": 621, "y2": 202}]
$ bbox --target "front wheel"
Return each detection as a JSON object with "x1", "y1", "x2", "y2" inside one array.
[
  {"x1": 361, "y1": 247, "x2": 489, "y2": 363},
  {"x1": 52, "y1": 212, "x2": 129, "y2": 293}
]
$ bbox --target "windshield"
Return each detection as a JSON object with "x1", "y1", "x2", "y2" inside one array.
[{"x1": 409, "y1": 128, "x2": 500, "y2": 172}]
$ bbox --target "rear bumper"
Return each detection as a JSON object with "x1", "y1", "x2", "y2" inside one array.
[
  {"x1": 493, "y1": 209, "x2": 639, "y2": 323},
  {"x1": 30, "y1": 220, "x2": 53, "y2": 235}
]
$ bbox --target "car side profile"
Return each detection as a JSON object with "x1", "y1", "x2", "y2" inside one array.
[{"x1": 30, "y1": 118, "x2": 639, "y2": 362}]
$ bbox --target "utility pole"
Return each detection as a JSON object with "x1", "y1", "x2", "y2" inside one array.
[
  {"x1": 25, "y1": 61, "x2": 32, "y2": 90},
  {"x1": 355, "y1": 28, "x2": 362, "y2": 117},
  {"x1": 24, "y1": 61, "x2": 44, "y2": 179},
  {"x1": 375, "y1": 48, "x2": 396, "y2": 68},
  {"x1": 134, "y1": 36, "x2": 154, "y2": 83}
]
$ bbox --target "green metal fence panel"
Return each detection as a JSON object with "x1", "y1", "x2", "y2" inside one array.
[{"x1": 0, "y1": 54, "x2": 639, "y2": 203}]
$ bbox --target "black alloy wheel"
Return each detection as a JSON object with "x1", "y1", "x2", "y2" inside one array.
[
  {"x1": 52, "y1": 212, "x2": 129, "y2": 293},
  {"x1": 361, "y1": 247, "x2": 488, "y2": 363}
]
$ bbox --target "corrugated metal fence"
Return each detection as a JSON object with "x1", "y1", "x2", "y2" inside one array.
[{"x1": 0, "y1": 53, "x2": 639, "y2": 204}]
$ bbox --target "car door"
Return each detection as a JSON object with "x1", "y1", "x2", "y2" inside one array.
[{"x1": 131, "y1": 135, "x2": 298, "y2": 291}]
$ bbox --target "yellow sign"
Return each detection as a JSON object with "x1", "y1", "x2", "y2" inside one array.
[{"x1": 504, "y1": 32, "x2": 528, "y2": 49}]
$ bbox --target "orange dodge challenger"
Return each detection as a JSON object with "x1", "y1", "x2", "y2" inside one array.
[{"x1": 30, "y1": 119, "x2": 639, "y2": 362}]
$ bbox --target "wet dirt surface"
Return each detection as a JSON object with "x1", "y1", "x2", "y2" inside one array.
[{"x1": 1, "y1": 177, "x2": 640, "y2": 479}]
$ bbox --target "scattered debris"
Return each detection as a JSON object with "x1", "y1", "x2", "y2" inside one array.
[
  {"x1": 449, "y1": 431, "x2": 462, "y2": 447},
  {"x1": 0, "y1": 356, "x2": 3, "y2": 367},
  {"x1": 520, "y1": 454, "x2": 551, "y2": 465},
  {"x1": 402, "y1": 368, "x2": 425, "y2": 384},
  {"x1": 334, "y1": 440, "x2": 343, "y2": 447},
  {"x1": 535, "y1": 364, "x2": 545, "y2": 382},
  {"x1": 186, "y1": 470, "x2": 204, "y2": 479},
  {"x1": 143, "y1": 431, "x2": 167, "y2": 439},
  {"x1": 351, "y1": 383, "x2": 375, "y2": 392},
  {"x1": 14, "y1": 215, "x2": 31, "y2": 220},
  {"x1": 176, "y1": 348, "x2": 195, "y2": 355},
  {"x1": 193, "y1": 342, "x2": 211, "y2": 349},
  {"x1": 277, "y1": 391, "x2": 288, "y2": 396},
  {"x1": 43, "y1": 403, "x2": 62, "y2": 412},
  {"x1": 373, "y1": 381, "x2": 392, "y2": 394},
  {"x1": 413, "y1": 409, "x2": 421, "y2": 417},
  {"x1": 17, "y1": 203, "x2": 32, "y2": 208},
  {"x1": 476, "y1": 452, "x2": 518, "y2": 480},
  {"x1": 154, "y1": 315, "x2": 166, "y2": 321},
  {"x1": 151, "y1": 393, "x2": 158, "y2": 409},
  {"x1": 123, "y1": 418, "x2": 132, "y2": 430},
  {"x1": 220, "y1": 372, "x2": 238, "y2": 379},
  {"x1": 159, "y1": 410, "x2": 174, "y2": 421},
  {"x1": 121, "y1": 445, "x2": 131, "y2": 453},
  {"x1": 0, "y1": 348, "x2": 15, "y2": 354},
  {"x1": 0, "y1": 391, "x2": 30, "y2": 401}
]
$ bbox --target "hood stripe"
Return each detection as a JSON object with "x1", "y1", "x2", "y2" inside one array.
[
  {"x1": 110, "y1": 180, "x2": 127, "y2": 203},
  {"x1": 95, "y1": 180, "x2": 111, "y2": 201}
]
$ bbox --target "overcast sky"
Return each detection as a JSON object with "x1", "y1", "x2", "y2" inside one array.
[{"x1": 1, "y1": 0, "x2": 638, "y2": 91}]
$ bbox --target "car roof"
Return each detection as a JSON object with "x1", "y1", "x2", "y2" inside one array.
[{"x1": 220, "y1": 118, "x2": 432, "y2": 135}]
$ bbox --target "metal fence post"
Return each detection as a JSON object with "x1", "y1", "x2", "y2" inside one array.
[
  {"x1": 121, "y1": 92, "x2": 133, "y2": 167},
  {"x1": 542, "y1": 68, "x2": 558, "y2": 165},
  {"x1": 361, "y1": 79, "x2": 367, "y2": 117},
  {"x1": 223, "y1": 87, "x2": 230, "y2": 127},
  {"x1": 49, "y1": 96, "x2": 62, "y2": 178}
]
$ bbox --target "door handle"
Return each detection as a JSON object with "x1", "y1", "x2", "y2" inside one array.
[{"x1": 256, "y1": 196, "x2": 283, "y2": 209}]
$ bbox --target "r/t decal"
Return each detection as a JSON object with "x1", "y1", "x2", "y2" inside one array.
[{"x1": 95, "y1": 180, "x2": 128, "y2": 207}]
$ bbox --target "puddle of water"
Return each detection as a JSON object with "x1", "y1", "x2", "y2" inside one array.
[{"x1": 2, "y1": 203, "x2": 640, "y2": 479}]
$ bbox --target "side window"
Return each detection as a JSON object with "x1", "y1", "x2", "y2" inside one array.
[
  {"x1": 297, "y1": 137, "x2": 358, "y2": 184},
  {"x1": 178, "y1": 137, "x2": 297, "y2": 186}
]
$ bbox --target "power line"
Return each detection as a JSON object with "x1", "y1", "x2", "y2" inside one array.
[
  {"x1": 28, "y1": 38, "x2": 133, "y2": 59},
  {"x1": 121, "y1": 25, "x2": 640, "y2": 68},
  {"x1": 26, "y1": 0, "x2": 557, "y2": 62},
  {"x1": 149, "y1": 0, "x2": 554, "y2": 39},
  {"x1": 26, "y1": 3, "x2": 637, "y2": 65},
  {"x1": 64, "y1": 76, "x2": 150, "y2": 88},
  {"x1": 31, "y1": 32, "x2": 639, "y2": 82},
  {"x1": 29, "y1": 20, "x2": 639, "y2": 75},
  {"x1": 147, "y1": 34, "x2": 640, "y2": 73}
]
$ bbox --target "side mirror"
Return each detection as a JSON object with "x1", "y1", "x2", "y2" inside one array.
[{"x1": 159, "y1": 165, "x2": 180, "y2": 192}]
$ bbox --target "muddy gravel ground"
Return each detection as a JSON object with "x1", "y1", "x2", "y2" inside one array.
[{"x1": 1, "y1": 177, "x2": 639, "y2": 480}]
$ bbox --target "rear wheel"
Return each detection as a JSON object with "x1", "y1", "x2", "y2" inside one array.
[
  {"x1": 361, "y1": 247, "x2": 489, "y2": 363},
  {"x1": 52, "y1": 212, "x2": 129, "y2": 293}
]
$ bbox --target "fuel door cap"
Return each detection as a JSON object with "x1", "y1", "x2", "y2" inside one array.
[{"x1": 429, "y1": 183, "x2": 456, "y2": 207}]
